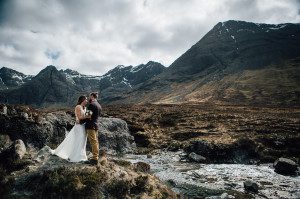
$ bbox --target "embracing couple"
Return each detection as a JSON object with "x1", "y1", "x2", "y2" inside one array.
[{"x1": 51, "y1": 92, "x2": 102, "y2": 166}]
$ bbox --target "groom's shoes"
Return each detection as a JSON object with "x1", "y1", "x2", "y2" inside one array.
[{"x1": 83, "y1": 159, "x2": 98, "y2": 166}]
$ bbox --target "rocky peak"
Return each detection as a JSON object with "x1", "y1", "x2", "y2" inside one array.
[
  {"x1": 99, "y1": 61, "x2": 165, "y2": 90},
  {"x1": 0, "y1": 67, "x2": 32, "y2": 90},
  {"x1": 62, "y1": 68, "x2": 81, "y2": 76}
]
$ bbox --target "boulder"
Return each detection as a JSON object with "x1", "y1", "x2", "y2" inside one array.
[
  {"x1": 0, "y1": 139, "x2": 29, "y2": 172},
  {"x1": 14, "y1": 139, "x2": 26, "y2": 160},
  {"x1": 188, "y1": 152, "x2": 206, "y2": 163},
  {"x1": 0, "y1": 134, "x2": 12, "y2": 151},
  {"x1": 99, "y1": 117, "x2": 136, "y2": 154},
  {"x1": 274, "y1": 158, "x2": 298, "y2": 175},
  {"x1": 205, "y1": 193, "x2": 228, "y2": 199},
  {"x1": 243, "y1": 180, "x2": 259, "y2": 193}
]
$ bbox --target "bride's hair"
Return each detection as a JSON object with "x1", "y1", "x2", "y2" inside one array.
[{"x1": 77, "y1": 95, "x2": 87, "y2": 106}]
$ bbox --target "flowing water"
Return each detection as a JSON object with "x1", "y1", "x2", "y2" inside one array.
[{"x1": 118, "y1": 150, "x2": 300, "y2": 199}]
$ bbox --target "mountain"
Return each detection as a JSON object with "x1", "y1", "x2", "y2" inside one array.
[
  {"x1": 98, "y1": 61, "x2": 165, "y2": 102},
  {"x1": 115, "y1": 20, "x2": 300, "y2": 106},
  {"x1": 0, "y1": 66, "x2": 85, "y2": 106},
  {"x1": 0, "y1": 67, "x2": 32, "y2": 90},
  {"x1": 0, "y1": 61, "x2": 165, "y2": 106}
]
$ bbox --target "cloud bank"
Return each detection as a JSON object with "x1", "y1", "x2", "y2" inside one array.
[{"x1": 0, "y1": 0, "x2": 299, "y2": 75}]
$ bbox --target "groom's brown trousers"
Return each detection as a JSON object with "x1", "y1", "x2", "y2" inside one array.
[{"x1": 86, "y1": 129, "x2": 99, "y2": 160}]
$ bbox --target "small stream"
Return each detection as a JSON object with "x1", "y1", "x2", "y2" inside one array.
[{"x1": 118, "y1": 150, "x2": 300, "y2": 199}]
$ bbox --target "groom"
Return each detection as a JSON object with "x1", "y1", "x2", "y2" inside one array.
[{"x1": 84, "y1": 92, "x2": 102, "y2": 165}]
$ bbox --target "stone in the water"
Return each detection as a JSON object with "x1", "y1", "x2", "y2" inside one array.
[
  {"x1": 134, "y1": 162, "x2": 150, "y2": 173},
  {"x1": 188, "y1": 152, "x2": 206, "y2": 163},
  {"x1": 243, "y1": 180, "x2": 259, "y2": 193},
  {"x1": 274, "y1": 157, "x2": 298, "y2": 176},
  {"x1": 205, "y1": 193, "x2": 228, "y2": 199}
]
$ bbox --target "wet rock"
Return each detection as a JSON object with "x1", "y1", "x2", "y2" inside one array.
[
  {"x1": 274, "y1": 157, "x2": 299, "y2": 175},
  {"x1": 188, "y1": 152, "x2": 206, "y2": 163},
  {"x1": 243, "y1": 180, "x2": 259, "y2": 193},
  {"x1": 134, "y1": 162, "x2": 150, "y2": 173},
  {"x1": 205, "y1": 193, "x2": 229, "y2": 199},
  {"x1": 167, "y1": 179, "x2": 177, "y2": 187},
  {"x1": 147, "y1": 154, "x2": 152, "y2": 158}
]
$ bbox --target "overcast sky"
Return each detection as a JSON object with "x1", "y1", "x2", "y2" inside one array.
[{"x1": 0, "y1": 0, "x2": 299, "y2": 75}]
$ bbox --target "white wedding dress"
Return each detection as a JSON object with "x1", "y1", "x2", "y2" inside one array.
[{"x1": 51, "y1": 105, "x2": 88, "y2": 162}]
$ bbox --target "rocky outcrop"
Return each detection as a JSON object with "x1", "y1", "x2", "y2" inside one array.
[
  {"x1": 274, "y1": 158, "x2": 299, "y2": 176},
  {"x1": 185, "y1": 139, "x2": 259, "y2": 164},
  {"x1": 0, "y1": 146, "x2": 179, "y2": 199},
  {"x1": 0, "y1": 104, "x2": 135, "y2": 154}
]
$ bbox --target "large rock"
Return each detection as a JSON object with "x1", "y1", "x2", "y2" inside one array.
[
  {"x1": 0, "y1": 139, "x2": 26, "y2": 161},
  {"x1": 243, "y1": 180, "x2": 259, "y2": 193},
  {"x1": 188, "y1": 152, "x2": 206, "y2": 163},
  {"x1": 274, "y1": 158, "x2": 299, "y2": 175},
  {"x1": 14, "y1": 139, "x2": 26, "y2": 160},
  {"x1": 99, "y1": 117, "x2": 136, "y2": 154},
  {"x1": 0, "y1": 107, "x2": 136, "y2": 154}
]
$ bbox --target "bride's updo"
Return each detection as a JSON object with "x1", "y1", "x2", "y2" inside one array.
[{"x1": 77, "y1": 95, "x2": 87, "y2": 106}]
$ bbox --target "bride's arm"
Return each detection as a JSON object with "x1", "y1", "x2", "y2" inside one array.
[{"x1": 75, "y1": 105, "x2": 86, "y2": 121}]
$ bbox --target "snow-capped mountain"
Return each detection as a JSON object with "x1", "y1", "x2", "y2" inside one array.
[{"x1": 0, "y1": 67, "x2": 33, "y2": 90}]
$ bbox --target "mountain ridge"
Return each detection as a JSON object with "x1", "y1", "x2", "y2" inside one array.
[{"x1": 0, "y1": 61, "x2": 166, "y2": 106}]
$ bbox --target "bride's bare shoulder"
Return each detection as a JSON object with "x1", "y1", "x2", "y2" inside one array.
[{"x1": 75, "y1": 105, "x2": 82, "y2": 110}]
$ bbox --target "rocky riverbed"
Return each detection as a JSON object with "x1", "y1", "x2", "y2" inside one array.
[{"x1": 118, "y1": 150, "x2": 300, "y2": 199}]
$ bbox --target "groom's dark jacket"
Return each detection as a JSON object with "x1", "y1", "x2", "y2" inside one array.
[{"x1": 85, "y1": 100, "x2": 102, "y2": 130}]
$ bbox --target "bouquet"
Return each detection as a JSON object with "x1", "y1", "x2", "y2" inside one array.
[{"x1": 85, "y1": 110, "x2": 93, "y2": 117}]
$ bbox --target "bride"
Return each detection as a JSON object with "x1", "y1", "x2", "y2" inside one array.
[{"x1": 51, "y1": 95, "x2": 90, "y2": 162}]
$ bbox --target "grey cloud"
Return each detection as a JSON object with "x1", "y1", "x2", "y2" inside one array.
[{"x1": 0, "y1": 0, "x2": 299, "y2": 76}]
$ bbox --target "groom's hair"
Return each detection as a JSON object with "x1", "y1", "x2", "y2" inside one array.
[{"x1": 90, "y1": 92, "x2": 98, "y2": 99}]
